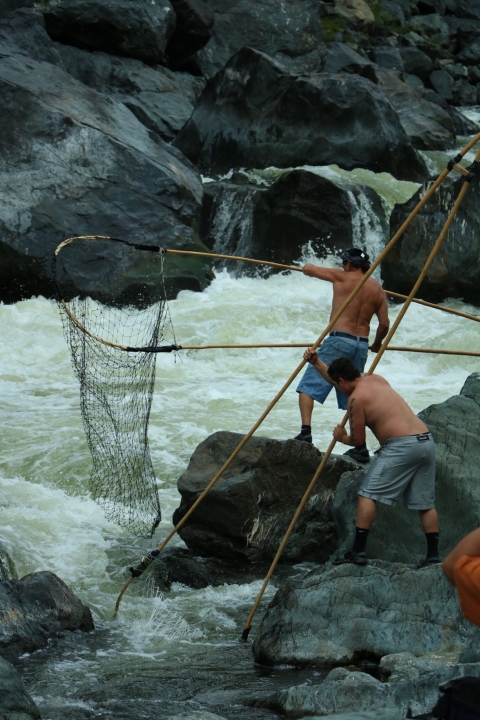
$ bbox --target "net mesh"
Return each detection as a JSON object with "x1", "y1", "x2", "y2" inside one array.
[{"x1": 52, "y1": 236, "x2": 175, "y2": 537}]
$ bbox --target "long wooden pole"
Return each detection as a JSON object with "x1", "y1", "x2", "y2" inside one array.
[
  {"x1": 240, "y1": 149, "x2": 480, "y2": 640},
  {"x1": 114, "y1": 159, "x2": 456, "y2": 616},
  {"x1": 176, "y1": 343, "x2": 480, "y2": 357}
]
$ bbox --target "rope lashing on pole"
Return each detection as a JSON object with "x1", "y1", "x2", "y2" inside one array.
[
  {"x1": 239, "y1": 143, "x2": 480, "y2": 641},
  {"x1": 113, "y1": 139, "x2": 477, "y2": 616}
]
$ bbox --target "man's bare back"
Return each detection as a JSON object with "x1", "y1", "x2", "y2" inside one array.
[
  {"x1": 302, "y1": 264, "x2": 389, "y2": 349},
  {"x1": 346, "y1": 374, "x2": 429, "y2": 446}
]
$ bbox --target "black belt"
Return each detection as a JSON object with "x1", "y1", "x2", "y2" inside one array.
[{"x1": 329, "y1": 331, "x2": 368, "y2": 343}]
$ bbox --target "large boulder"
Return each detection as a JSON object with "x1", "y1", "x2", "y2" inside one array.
[
  {"x1": 253, "y1": 660, "x2": 480, "y2": 717},
  {"x1": 0, "y1": 571, "x2": 94, "y2": 661},
  {"x1": 43, "y1": 0, "x2": 176, "y2": 66},
  {"x1": 201, "y1": 169, "x2": 388, "y2": 271},
  {"x1": 0, "y1": 49, "x2": 213, "y2": 304},
  {"x1": 175, "y1": 47, "x2": 428, "y2": 181},
  {"x1": 166, "y1": 0, "x2": 214, "y2": 70},
  {"x1": 172, "y1": 432, "x2": 358, "y2": 563},
  {"x1": 192, "y1": 0, "x2": 324, "y2": 78},
  {"x1": 0, "y1": 656, "x2": 40, "y2": 720},
  {"x1": 0, "y1": 8, "x2": 65, "y2": 65},
  {"x1": 252, "y1": 562, "x2": 479, "y2": 666},
  {"x1": 382, "y1": 171, "x2": 480, "y2": 306},
  {"x1": 54, "y1": 43, "x2": 206, "y2": 142}
]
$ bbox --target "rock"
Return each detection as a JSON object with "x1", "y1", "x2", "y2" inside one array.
[
  {"x1": 409, "y1": 13, "x2": 450, "y2": 44},
  {"x1": 384, "y1": 171, "x2": 480, "y2": 306},
  {"x1": 371, "y1": 47, "x2": 405, "y2": 71},
  {"x1": 451, "y1": 0, "x2": 480, "y2": 22},
  {"x1": 54, "y1": 44, "x2": 205, "y2": 142},
  {"x1": 175, "y1": 47, "x2": 428, "y2": 181},
  {"x1": 372, "y1": 67, "x2": 455, "y2": 150},
  {"x1": 457, "y1": 37, "x2": 480, "y2": 65},
  {"x1": 172, "y1": 431, "x2": 357, "y2": 562},
  {"x1": 0, "y1": 545, "x2": 16, "y2": 583},
  {"x1": 166, "y1": 713, "x2": 228, "y2": 720},
  {"x1": 0, "y1": 9, "x2": 65, "y2": 65},
  {"x1": 0, "y1": 656, "x2": 40, "y2": 720},
  {"x1": 201, "y1": 169, "x2": 388, "y2": 272},
  {"x1": 0, "y1": 571, "x2": 93, "y2": 661},
  {"x1": 399, "y1": 46, "x2": 434, "y2": 81},
  {"x1": 449, "y1": 107, "x2": 479, "y2": 136},
  {"x1": 323, "y1": 42, "x2": 375, "y2": 77},
  {"x1": 0, "y1": 50, "x2": 213, "y2": 305},
  {"x1": 43, "y1": 0, "x2": 176, "y2": 66},
  {"x1": 192, "y1": 0, "x2": 324, "y2": 78},
  {"x1": 253, "y1": 661, "x2": 480, "y2": 716},
  {"x1": 166, "y1": 0, "x2": 214, "y2": 70},
  {"x1": 429, "y1": 68, "x2": 454, "y2": 100},
  {"x1": 334, "y1": 0, "x2": 375, "y2": 24},
  {"x1": 252, "y1": 561, "x2": 480, "y2": 667},
  {"x1": 452, "y1": 79, "x2": 478, "y2": 105}
]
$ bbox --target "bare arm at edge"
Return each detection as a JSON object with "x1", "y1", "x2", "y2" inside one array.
[
  {"x1": 333, "y1": 396, "x2": 366, "y2": 447},
  {"x1": 370, "y1": 291, "x2": 390, "y2": 353},
  {"x1": 443, "y1": 528, "x2": 480, "y2": 585},
  {"x1": 302, "y1": 264, "x2": 344, "y2": 283},
  {"x1": 303, "y1": 348, "x2": 333, "y2": 384}
]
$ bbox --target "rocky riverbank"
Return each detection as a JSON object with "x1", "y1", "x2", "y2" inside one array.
[
  {"x1": 160, "y1": 372, "x2": 480, "y2": 716},
  {"x1": 1, "y1": 0, "x2": 480, "y2": 304}
]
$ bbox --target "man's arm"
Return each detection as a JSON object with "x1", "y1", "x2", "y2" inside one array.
[
  {"x1": 443, "y1": 528, "x2": 480, "y2": 585},
  {"x1": 333, "y1": 396, "x2": 366, "y2": 446},
  {"x1": 370, "y1": 291, "x2": 390, "y2": 353},
  {"x1": 303, "y1": 348, "x2": 333, "y2": 384},
  {"x1": 303, "y1": 264, "x2": 344, "y2": 283}
]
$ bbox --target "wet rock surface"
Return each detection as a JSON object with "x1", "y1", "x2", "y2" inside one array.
[
  {"x1": 0, "y1": 46, "x2": 212, "y2": 304},
  {"x1": 201, "y1": 169, "x2": 388, "y2": 271},
  {"x1": 43, "y1": 0, "x2": 177, "y2": 65},
  {"x1": 54, "y1": 43, "x2": 206, "y2": 142},
  {"x1": 172, "y1": 431, "x2": 357, "y2": 562},
  {"x1": 0, "y1": 571, "x2": 94, "y2": 661},
  {"x1": 0, "y1": 655, "x2": 40, "y2": 720},
  {"x1": 175, "y1": 47, "x2": 427, "y2": 180},
  {"x1": 383, "y1": 172, "x2": 480, "y2": 305}
]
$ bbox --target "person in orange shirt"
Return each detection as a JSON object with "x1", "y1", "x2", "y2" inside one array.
[{"x1": 443, "y1": 528, "x2": 480, "y2": 627}]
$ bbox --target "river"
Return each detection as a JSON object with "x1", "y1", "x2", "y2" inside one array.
[{"x1": 1, "y1": 136, "x2": 480, "y2": 718}]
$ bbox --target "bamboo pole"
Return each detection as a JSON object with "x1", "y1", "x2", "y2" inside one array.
[
  {"x1": 386, "y1": 291, "x2": 480, "y2": 324},
  {"x1": 239, "y1": 147, "x2": 480, "y2": 641},
  {"x1": 114, "y1": 156, "x2": 457, "y2": 617},
  {"x1": 177, "y1": 343, "x2": 480, "y2": 357}
]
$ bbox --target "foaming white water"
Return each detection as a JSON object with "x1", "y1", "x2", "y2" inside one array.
[{"x1": 0, "y1": 270, "x2": 479, "y2": 644}]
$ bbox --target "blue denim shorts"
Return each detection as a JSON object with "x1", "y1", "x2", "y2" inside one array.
[{"x1": 296, "y1": 335, "x2": 368, "y2": 410}]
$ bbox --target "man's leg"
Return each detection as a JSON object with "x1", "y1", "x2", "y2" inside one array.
[
  {"x1": 334, "y1": 495, "x2": 376, "y2": 565},
  {"x1": 294, "y1": 393, "x2": 313, "y2": 443},
  {"x1": 418, "y1": 508, "x2": 440, "y2": 566}
]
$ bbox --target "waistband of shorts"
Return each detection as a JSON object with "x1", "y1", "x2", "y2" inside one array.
[
  {"x1": 329, "y1": 331, "x2": 368, "y2": 343},
  {"x1": 384, "y1": 432, "x2": 432, "y2": 446}
]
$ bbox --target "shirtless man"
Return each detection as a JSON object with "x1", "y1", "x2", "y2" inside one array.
[
  {"x1": 303, "y1": 351, "x2": 440, "y2": 567},
  {"x1": 295, "y1": 248, "x2": 389, "y2": 463}
]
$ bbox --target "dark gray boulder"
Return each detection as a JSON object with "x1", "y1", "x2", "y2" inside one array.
[
  {"x1": 43, "y1": 0, "x2": 176, "y2": 66},
  {"x1": 201, "y1": 169, "x2": 388, "y2": 272},
  {"x1": 54, "y1": 43, "x2": 205, "y2": 142},
  {"x1": 192, "y1": 0, "x2": 324, "y2": 78},
  {"x1": 253, "y1": 660, "x2": 480, "y2": 716},
  {"x1": 0, "y1": 545, "x2": 16, "y2": 583},
  {"x1": 175, "y1": 47, "x2": 428, "y2": 181},
  {"x1": 373, "y1": 67, "x2": 455, "y2": 150},
  {"x1": 166, "y1": 0, "x2": 214, "y2": 70},
  {"x1": 0, "y1": 49, "x2": 213, "y2": 304},
  {"x1": 429, "y1": 69, "x2": 454, "y2": 100},
  {"x1": 0, "y1": 571, "x2": 94, "y2": 661},
  {"x1": 0, "y1": 656, "x2": 40, "y2": 720},
  {"x1": 322, "y1": 42, "x2": 375, "y2": 76},
  {"x1": 252, "y1": 561, "x2": 479, "y2": 667},
  {"x1": 0, "y1": 0, "x2": 35, "y2": 20},
  {"x1": 172, "y1": 431, "x2": 357, "y2": 563},
  {"x1": 399, "y1": 46, "x2": 434, "y2": 81},
  {"x1": 0, "y1": 9, "x2": 65, "y2": 65},
  {"x1": 383, "y1": 171, "x2": 480, "y2": 306}
]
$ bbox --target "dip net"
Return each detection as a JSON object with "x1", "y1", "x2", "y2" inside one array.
[{"x1": 52, "y1": 236, "x2": 176, "y2": 537}]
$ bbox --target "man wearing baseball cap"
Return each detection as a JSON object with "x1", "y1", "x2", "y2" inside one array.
[{"x1": 294, "y1": 247, "x2": 389, "y2": 463}]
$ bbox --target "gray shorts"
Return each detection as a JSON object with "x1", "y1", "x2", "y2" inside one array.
[{"x1": 359, "y1": 433, "x2": 436, "y2": 510}]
